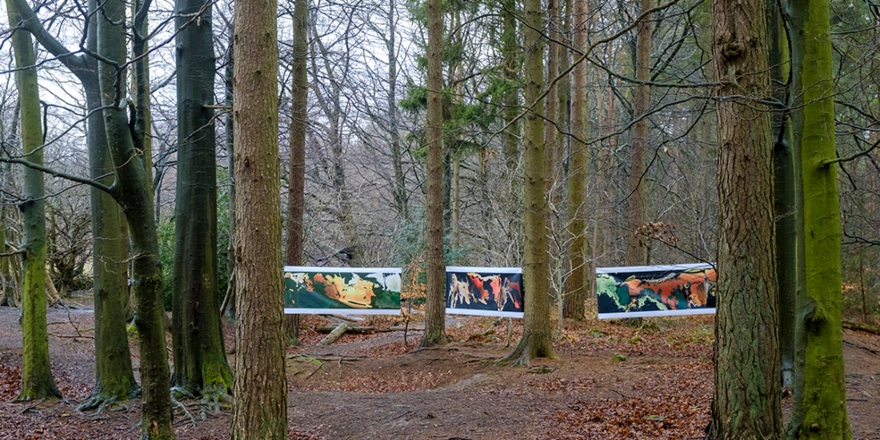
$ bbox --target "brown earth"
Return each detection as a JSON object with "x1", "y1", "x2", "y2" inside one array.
[{"x1": 0, "y1": 297, "x2": 878, "y2": 440}]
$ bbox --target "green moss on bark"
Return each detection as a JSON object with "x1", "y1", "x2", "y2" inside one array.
[
  {"x1": 6, "y1": 0, "x2": 61, "y2": 402},
  {"x1": 785, "y1": 0, "x2": 852, "y2": 438}
]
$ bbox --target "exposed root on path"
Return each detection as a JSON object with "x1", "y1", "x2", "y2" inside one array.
[{"x1": 76, "y1": 385, "x2": 140, "y2": 415}]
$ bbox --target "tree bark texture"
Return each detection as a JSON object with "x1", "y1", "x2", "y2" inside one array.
[
  {"x1": 505, "y1": 0, "x2": 555, "y2": 365},
  {"x1": 785, "y1": 1, "x2": 852, "y2": 438},
  {"x1": 285, "y1": 0, "x2": 308, "y2": 345},
  {"x1": 710, "y1": 0, "x2": 782, "y2": 437},
  {"x1": 96, "y1": 0, "x2": 174, "y2": 436},
  {"x1": 231, "y1": 0, "x2": 288, "y2": 436},
  {"x1": 626, "y1": 0, "x2": 652, "y2": 266},
  {"x1": 172, "y1": 0, "x2": 233, "y2": 398},
  {"x1": 6, "y1": 1, "x2": 61, "y2": 401},
  {"x1": 420, "y1": 0, "x2": 448, "y2": 348},
  {"x1": 563, "y1": 0, "x2": 589, "y2": 321}
]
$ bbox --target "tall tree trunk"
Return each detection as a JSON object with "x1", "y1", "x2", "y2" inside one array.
[
  {"x1": 544, "y1": 0, "x2": 560, "y2": 323},
  {"x1": 785, "y1": 1, "x2": 852, "y2": 438},
  {"x1": 132, "y1": 0, "x2": 153, "y2": 193},
  {"x1": 172, "y1": 0, "x2": 233, "y2": 400},
  {"x1": 768, "y1": 0, "x2": 796, "y2": 390},
  {"x1": 224, "y1": 32, "x2": 236, "y2": 320},
  {"x1": 7, "y1": 0, "x2": 141, "y2": 412},
  {"x1": 231, "y1": 0, "x2": 288, "y2": 436},
  {"x1": 626, "y1": 0, "x2": 652, "y2": 266},
  {"x1": 710, "y1": 0, "x2": 781, "y2": 436},
  {"x1": 387, "y1": 0, "x2": 407, "y2": 220},
  {"x1": 501, "y1": 0, "x2": 519, "y2": 173},
  {"x1": 421, "y1": 0, "x2": 448, "y2": 347},
  {"x1": 563, "y1": 0, "x2": 589, "y2": 321},
  {"x1": 0, "y1": 106, "x2": 21, "y2": 308},
  {"x1": 6, "y1": 1, "x2": 61, "y2": 401},
  {"x1": 285, "y1": 0, "x2": 309, "y2": 346},
  {"x1": 97, "y1": 0, "x2": 174, "y2": 437},
  {"x1": 544, "y1": 0, "x2": 558, "y2": 202},
  {"x1": 81, "y1": 76, "x2": 141, "y2": 411},
  {"x1": 503, "y1": 0, "x2": 555, "y2": 365}
]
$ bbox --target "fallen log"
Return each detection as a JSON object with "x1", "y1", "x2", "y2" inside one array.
[
  {"x1": 317, "y1": 322, "x2": 350, "y2": 345},
  {"x1": 316, "y1": 324, "x2": 376, "y2": 334},
  {"x1": 843, "y1": 321, "x2": 880, "y2": 336}
]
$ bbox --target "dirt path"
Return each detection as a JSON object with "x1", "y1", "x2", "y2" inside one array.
[{"x1": 0, "y1": 305, "x2": 878, "y2": 439}]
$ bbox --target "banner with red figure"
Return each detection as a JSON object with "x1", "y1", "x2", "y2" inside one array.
[{"x1": 445, "y1": 267, "x2": 524, "y2": 318}]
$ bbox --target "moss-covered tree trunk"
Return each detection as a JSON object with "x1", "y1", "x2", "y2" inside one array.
[
  {"x1": 420, "y1": 0, "x2": 448, "y2": 348},
  {"x1": 563, "y1": 0, "x2": 589, "y2": 321},
  {"x1": 6, "y1": 1, "x2": 61, "y2": 401},
  {"x1": 710, "y1": 0, "x2": 782, "y2": 436},
  {"x1": 7, "y1": 0, "x2": 141, "y2": 410},
  {"x1": 625, "y1": 0, "x2": 652, "y2": 266},
  {"x1": 503, "y1": 0, "x2": 555, "y2": 365},
  {"x1": 96, "y1": 0, "x2": 174, "y2": 437},
  {"x1": 83, "y1": 75, "x2": 140, "y2": 410},
  {"x1": 784, "y1": 1, "x2": 852, "y2": 438},
  {"x1": 284, "y1": 0, "x2": 309, "y2": 346},
  {"x1": 171, "y1": 0, "x2": 233, "y2": 400},
  {"x1": 231, "y1": 0, "x2": 287, "y2": 436}
]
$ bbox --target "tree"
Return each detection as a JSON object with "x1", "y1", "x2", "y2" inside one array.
[
  {"x1": 768, "y1": 0, "x2": 796, "y2": 389},
  {"x1": 231, "y1": 0, "x2": 288, "y2": 435},
  {"x1": 503, "y1": 0, "x2": 555, "y2": 365},
  {"x1": 625, "y1": 0, "x2": 652, "y2": 266},
  {"x1": 5, "y1": 0, "x2": 61, "y2": 401},
  {"x1": 96, "y1": 0, "x2": 175, "y2": 436},
  {"x1": 420, "y1": 0, "x2": 449, "y2": 348},
  {"x1": 285, "y1": 0, "x2": 309, "y2": 346},
  {"x1": 308, "y1": 18, "x2": 360, "y2": 264},
  {"x1": 785, "y1": 0, "x2": 852, "y2": 437},
  {"x1": 563, "y1": 0, "x2": 589, "y2": 321},
  {"x1": 7, "y1": 0, "x2": 141, "y2": 411},
  {"x1": 499, "y1": 0, "x2": 519, "y2": 172},
  {"x1": 710, "y1": 0, "x2": 782, "y2": 436},
  {"x1": 171, "y1": 0, "x2": 233, "y2": 400}
]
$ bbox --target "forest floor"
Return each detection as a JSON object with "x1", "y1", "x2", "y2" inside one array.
[{"x1": 0, "y1": 293, "x2": 879, "y2": 439}]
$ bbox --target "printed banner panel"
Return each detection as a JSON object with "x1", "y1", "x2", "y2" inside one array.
[
  {"x1": 596, "y1": 263, "x2": 716, "y2": 319},
  {"x1": 283, "y1": 267, "x2": 401, "y2": 315},
  {"x1": 445, "y1": 267, "x2": 524, "y2": 318}
]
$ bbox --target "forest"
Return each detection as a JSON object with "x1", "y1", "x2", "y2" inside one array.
[{"x1": 0, "y1": 0, "x2": 878, "y2": 438}]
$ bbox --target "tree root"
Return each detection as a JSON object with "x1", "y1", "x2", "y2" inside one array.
[
  {"x1": 198, "y1": 384, "x2": 233, "y2": 415},
  {"x1": 496, "y1": 344, "x2": 529, "y2": 367},
  {"x1": 76, "y1": 385, "x2": 139, "y2": 415},
  {"x1": 76, "y1": 395, "x2": 118, "y2": 415},
  {"x1": 170, "y1": 385, "x2": 232, "y2": 424},
  {"x1": 171, "y1": 395, "x2": 197, "y2": 428}
]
